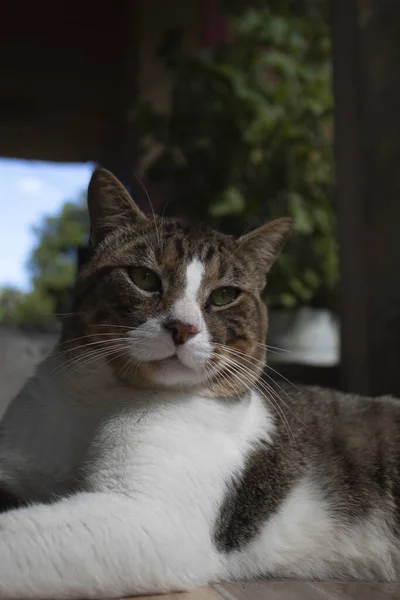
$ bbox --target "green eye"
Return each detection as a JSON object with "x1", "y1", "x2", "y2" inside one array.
[
  {"x1": 209, "y1": 287, "x2": 240, "y2": 307},
  {"x1": 130, "y1": 267, "x2": 161, "y2": 292}
]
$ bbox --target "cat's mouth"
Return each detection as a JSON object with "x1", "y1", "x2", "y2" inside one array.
[
  {"x1": 147, "y1": 352, "x2": 207, "y2": 388},
  {"x1": 154, "y1": 350, "x2": 210, "y2": 376},
  {"x1": 146, "y1": 351, "x2": 180, "y2": 367},
  {"x1": 155, "y1": 354, "x2": 186, "y2": 368},
  {"x1": 124, "y1": 335, "x2": 212, "y2": 387},
  {"x1": 162, "y1": 356, "x2": 182, "y2": 365},
  {"x1": 155, "y1": 352, "x2": 206, "y2": 373}
]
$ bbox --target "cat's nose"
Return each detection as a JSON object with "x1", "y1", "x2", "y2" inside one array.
[{"x1": 164, "y1": 320, "x2": 200, "y2": 345}]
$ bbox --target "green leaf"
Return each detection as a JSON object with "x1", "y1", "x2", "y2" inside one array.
[
  {"x1": 210, "y1": 187, "x2": 246, "y2": 217},
  {"x1": 280, "y1": 293, "x2": 297, "y2": 309},
  {"x1": 289, "y1": 193, "x2": 314, "y2": 234}
]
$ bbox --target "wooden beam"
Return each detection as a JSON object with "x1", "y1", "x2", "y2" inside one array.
[
  {"x1": 331, "y1": 0, "x2": 400, "y2": 396},
  {"x1": 331, "y1": 0, "x2": 369, "y2": 394}
]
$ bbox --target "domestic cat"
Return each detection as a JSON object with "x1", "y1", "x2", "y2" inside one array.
[{"x1": 0, "y1": 168, "x2": 399, "y2": 599}]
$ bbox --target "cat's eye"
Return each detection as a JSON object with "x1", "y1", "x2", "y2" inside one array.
[
  {"x1": 129, "y1": 267, "x2": 161, "y2": 293},
  {"x1": 209, "y1": 287, "x2": 240, "y2": 307}
]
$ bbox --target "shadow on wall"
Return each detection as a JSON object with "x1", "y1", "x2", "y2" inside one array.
[{"x1": 0, "y1": 324, "x2": 59, "y2": 418}]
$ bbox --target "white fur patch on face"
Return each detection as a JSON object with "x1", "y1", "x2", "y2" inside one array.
[
  {"x1": 126, "y1": 258, "x2": 213, "y2": 388},
  {"x1": 169, "y1": 258, "x2": 204, "y2": 328},
  {"x1": 186, "y1": 258, "x2": 204, "y2": 296}
]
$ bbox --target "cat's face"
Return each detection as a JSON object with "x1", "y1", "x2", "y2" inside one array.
[{"x1": 64, "y1": 169, "x2": 291, "y2": 396}]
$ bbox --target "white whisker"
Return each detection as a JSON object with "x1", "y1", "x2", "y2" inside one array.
[
  {"x1": 219, "y1": 359, "x2": 296, "y2": 446},
  {"x1": 132, "y1": 171, "x2": 162, "y2": 256},
  {"x1": 216, "y1": 353, "x2": 299, "y2": 446},
  {"x1": 54, "y1": 342, "x2": 129, "y2": 376},
  {"x1": 215, "y1": 345, "x2": 303, "y2": 426}
]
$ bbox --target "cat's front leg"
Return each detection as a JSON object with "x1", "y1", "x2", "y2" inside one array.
[{"x1": 0, "y1": 491, "x2": 222, "y2": 599}]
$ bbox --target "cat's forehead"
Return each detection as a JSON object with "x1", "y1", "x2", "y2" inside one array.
[
  {"x1": 159, "y1": 218, "x2": 232, "y2": 246},
  {"x1": 117, "y1": 217, "x2": 237, "y2": 264},
  {"x1": 161, "y1": 220, "x2": 234, "y2": 260}
]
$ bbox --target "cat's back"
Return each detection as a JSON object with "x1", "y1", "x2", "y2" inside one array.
[
  {"x1": 268, "y1": 381, "x2": 400, "y2": 481},
  {"x1": 269, "y1": 381, "x2": 400, "y2": 534},
  {"x1": 275, "y1": 381, "x2": 400, "y2": 444}
]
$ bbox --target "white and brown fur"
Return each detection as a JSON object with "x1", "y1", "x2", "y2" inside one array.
[{"x1": 0, "y1": 168, "x2": 399, "y2": 599}]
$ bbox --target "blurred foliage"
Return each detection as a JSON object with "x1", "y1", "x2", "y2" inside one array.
[
  {"x1": 0, "y1": 287, "x2": 24, "y2": 322},
  {"x1": 28, "y1": 194, "x2": 89, "y2": 312},
  {"x1": 0, "y1": 193, "x2": 88, "y2": 323},
  {"x1": 133, "y1": 1, "x2": 337, "y2": 308},
  {"x1": 0, "y1": 0, "x2": 337, "y2": 323}
]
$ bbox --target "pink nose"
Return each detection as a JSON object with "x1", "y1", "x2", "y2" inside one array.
[{"x1": 164, "y1": 320, "x2": 200, "y2": 345}]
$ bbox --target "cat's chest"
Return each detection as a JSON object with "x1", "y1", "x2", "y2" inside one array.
[
  {"x1": 87, "y1": 391, "x2": 273, "y2": 515},
  {"x1": 0, "y1": 379, "x2": 272, "y2": 512}
]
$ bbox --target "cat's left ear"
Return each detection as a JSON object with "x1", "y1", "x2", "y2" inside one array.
[
  {"x1": 87, "y1": 168, "x2": 147, "y2": 245},
  {"x1": 237, "y1": 217, "x2": 292, "y2": 273}
]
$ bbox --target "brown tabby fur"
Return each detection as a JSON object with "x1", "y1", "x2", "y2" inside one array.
[{"x1": 60, "y1": 169, "x2": 400, "y2": 575}]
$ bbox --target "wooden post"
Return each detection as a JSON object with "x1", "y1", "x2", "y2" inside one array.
[
  {"x1": 331, "y1": 0, "x2": 400, "y2": 396},
  {"x1": 331, "y1": 0, "x2": 369, "y2": 394}
]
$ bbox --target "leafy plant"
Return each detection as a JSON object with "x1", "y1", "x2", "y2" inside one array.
[{"x1": 133, "y1": 2, "x2": 337, "y2": 308}]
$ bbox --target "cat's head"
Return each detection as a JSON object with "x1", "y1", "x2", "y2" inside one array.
[{"x1": 63, "y1": 169, "x2": 291, "y2": 396}]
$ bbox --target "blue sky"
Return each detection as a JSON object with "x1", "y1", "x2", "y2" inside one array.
[{"x1": 0, "y1": 159, "x2": 93, "y2": 291}]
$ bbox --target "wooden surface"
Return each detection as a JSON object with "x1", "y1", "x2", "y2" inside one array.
[{"x1": 126, "y1": 580, "x2": 400, "y2": 600}]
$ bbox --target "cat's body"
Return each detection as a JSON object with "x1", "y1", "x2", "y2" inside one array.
[{"x1": 0, "y1": 169, "x2": 399, "y2": 598}]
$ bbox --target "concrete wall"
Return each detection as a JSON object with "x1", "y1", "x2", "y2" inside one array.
[{"x1": 0, "y1": 325, "x2": 59, "y2": 419}]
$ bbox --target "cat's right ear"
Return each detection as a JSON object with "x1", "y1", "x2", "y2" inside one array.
[{"x1": 87, "y1": 168, "x2": 146, "y2": 245}]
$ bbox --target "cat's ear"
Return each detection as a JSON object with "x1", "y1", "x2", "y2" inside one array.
[
  {"x1": 237, "y1": 217, "x2": 292, "y2": 273},
  {"x1": 87, "y1": 168, "x2": 146, "y2": 245}
]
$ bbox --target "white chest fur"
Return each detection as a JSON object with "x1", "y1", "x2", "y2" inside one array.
[
  {"x1": 0, "y1": 364, "x2": 398, "y2": 597},
  {"x1": 0, "y1": 368, "x2": 275, "y2": 597},
  {"x1": 88, "y1": 389, "x2": 273, "y2": 513},
  {"x1": 0, "y1": 363, "x2": 273, "y2": 509}
]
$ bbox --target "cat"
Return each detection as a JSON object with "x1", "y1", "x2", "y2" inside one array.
[{"x1": 0, "y1": 168, "x2": 399, "y2": 599}]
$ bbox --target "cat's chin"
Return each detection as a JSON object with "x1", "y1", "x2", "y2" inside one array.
[{"x1": 151, "y1": 355, "x2": 206, "y2": 389}]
